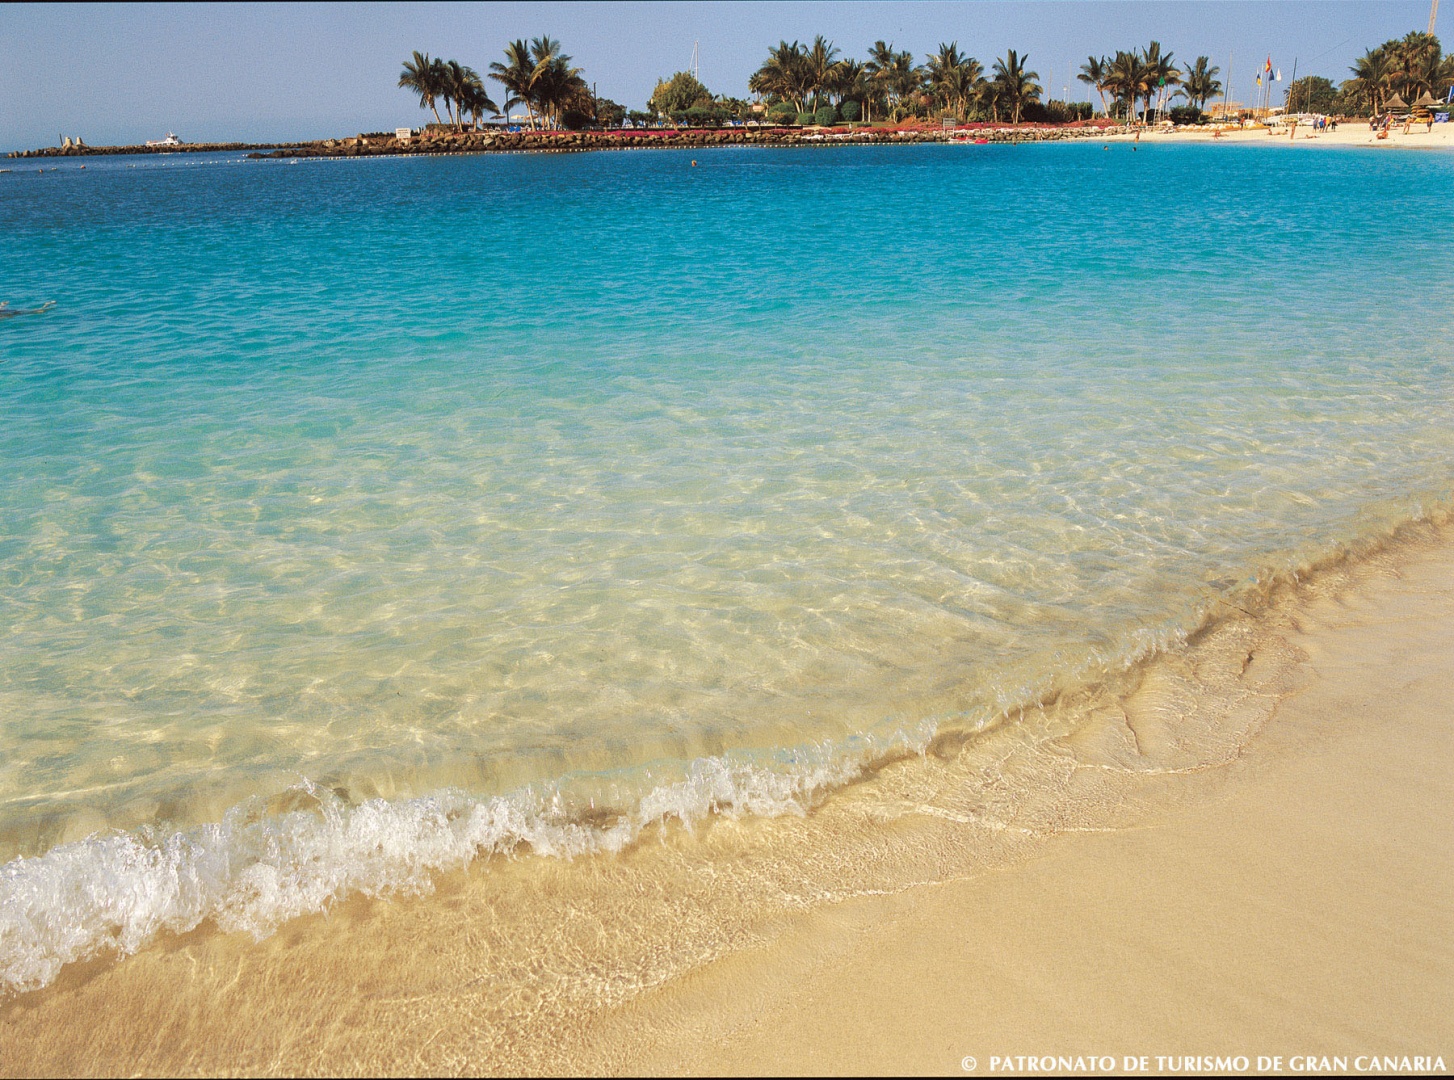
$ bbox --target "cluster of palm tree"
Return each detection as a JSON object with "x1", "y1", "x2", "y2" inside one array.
[
  {"x1": 1077, "y1": 43, "x2": 1217, "y2": 121},
  {"x1": 489, "y1": 37, "x2": 591, "y2": 129},
  {"x1": 749, "y1": 36, "x2": 1048, "y2": 124},
  {"x1": 398, "y1": 52, "x2": 497, "y2": 131},
  {"x1": 399, "y1": 37, "x2": 591, "y2": 132},
  {"x1": 396, "y1": 28, "x2": 1451, "y2": 135},
  {"x1": 1340, "y1": 32, "x2": 1452, "y2": 115}
]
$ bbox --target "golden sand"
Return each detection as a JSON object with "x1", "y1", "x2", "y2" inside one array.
[
  {"x1": 1, "y1": 529, "x2": 1450, "y2": 1075},
  {"x1": 592, "y1": 538, "x2": 1454, "y2": 1075},
  {"x1": 1112, "y1": 120, "x2": 1454, "y2": 149}
]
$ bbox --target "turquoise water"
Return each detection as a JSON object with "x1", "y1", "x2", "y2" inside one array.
[{"x1": 2, "y1": 142, "x2": 1452, "y2": 992}]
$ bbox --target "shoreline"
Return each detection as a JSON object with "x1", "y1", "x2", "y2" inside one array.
[
  {"x1": 594, "y1": 532, "x2": 1454, "y2": 1075},
  {"x1": 10, "y1": 117, "x2": 1454, "y2": 162},
  {"x1": 1, "y1": 513, "x2": 1450, "y2": 1073},
  {"x1": 5, "y1": 123, "x2": 1119, "y2": 162}
]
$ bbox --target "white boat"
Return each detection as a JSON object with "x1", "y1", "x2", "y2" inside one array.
[{"x1": 145, "y1": 133, "x2": 182, "y2": 148}]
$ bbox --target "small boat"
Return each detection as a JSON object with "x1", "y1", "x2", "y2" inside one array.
[{"x1": 145, "y1": 133, "x2": 182, "y2": 148}]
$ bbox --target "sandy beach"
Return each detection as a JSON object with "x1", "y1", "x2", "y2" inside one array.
[
  {"x1": 2, "y1": 523, "x2": 1450, "y2": 1075},
  {"x1": 587, "y1": 535, "x2": 1454, "y2": 1075},
  {"x1": 1118, "y1": 119, "x2": 1454, "y2": 150}
]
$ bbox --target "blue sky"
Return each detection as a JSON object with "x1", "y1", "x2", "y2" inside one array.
[{"x1": 1, "y1": 2, "x2": 1433, "y2": 150}]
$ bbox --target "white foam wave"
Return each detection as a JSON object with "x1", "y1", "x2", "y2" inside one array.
[{"x1": 0, "y1": 745, "x2": 890, "y2": 996}]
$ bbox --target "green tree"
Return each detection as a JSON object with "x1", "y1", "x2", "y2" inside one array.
[
  {"x1": 594, "y1": 98, "x2": 627, "y2": 127},
  {"x1": 865, "y1": 40, "x2": 923, "y2": 120},
  {"x1": 804, "y1": 35, "x2": 842, "y2": 111},
  {"x1": 526, "y1": 37, "x2": 589, "y2": 129},
  {"x1": 1103, "y1": 49, "x2": 1150, "y2": 121},
  {"x1": 1387, "y1": 31, "x2": 1441, "y2": 101},
  {"x1": 765, "y1": 101, "x2": 798, "y2": 125},
  {"x1": 1348, "y1": 48, "x2": 1394, "y2": 115},
  {"x1": 1283, "y1": 75, "x2": 1336, "y2": 114},
  {"x1": 441, "y1": 60, "x2": 493, "y2": 130},
  {"x1": 459, "y1": 72, "x2": 499, "y2": 130},
  {"x1": 991, "y1": 49, "x2": 1041, "y2": 125},
  {"x1": 649, "y1": 71, "x2": 712, "y2": 117},
  {"x1": 1078, "y1": 56, "x2": 1110, "y2": 116},
  {"x1": 827, "y1": 59, "x2": 866, "y2": 109},
  {"x1": 863, "y1": 40, "x2": 898, "y2": 121},
  {"x1": 399, "y1": 51, "x2": 446, "y2": 126},
  {"x1": 490, "y1": 40, "x2": 539, "y2": 129},
  {"x1": 750, "y1": 41, "x2": 812, "y2": 113},
  {"x1": 927, "y1": 42, "x2": 985, "y2": 121},
  {"x1": 1180, "y1": 56, "x2": 1221, "y2": 111},
  {"x1": 1141, "y1": 41, "x2": 1180, "y2": 119}
]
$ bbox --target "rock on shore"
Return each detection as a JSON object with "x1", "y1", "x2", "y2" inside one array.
[{"x1": 9, "y1": 123, "x2": 1121, "y2": 160}]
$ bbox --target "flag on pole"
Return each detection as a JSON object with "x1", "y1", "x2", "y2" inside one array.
[
  {"x1": 1275, "y1": 69, "x2": 1282, "y2": 81},
  {"x1": 1265, "y1": 56, "x2": 1273, "y2": 73},
  {"x1": 1256, "y1": 73, "x2": 1262, "y2": 86}
]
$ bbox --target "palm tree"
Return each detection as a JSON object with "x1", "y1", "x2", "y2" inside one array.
[
  {"x1": 991, "y1": 49, "x2": 1041, "y2": 125},
  {"x1": 1104, "y1": 49, "x2": 1150, "y2": 121},
  {"x1": 490, "y1": 39, "x2": 538, "y2": 128},
  {"x1": 399, "y1": 50, "x2": 446, "y2": 127},
  {"x1": 457, "y1": 72, "x2": 498, "y2": 131},
  {"x1": 890, "y1": 49, "x2": 926, "y2": 118},
  {"x1": 1349, "y1": 49, "x2": 1394, "y2": 116},
  {"x1": 526, "y1": 36, "x2": 589, "y2": 128},
  {"x1": 828, "y1": 59, "x2": 867, "y2": 108},
  {"x1": 804, "y1": 35, "x2": 842, "y2": 111},
  {"x1": 944, "y1": 57, "x2": 986, "y2": 121},
  {"x1": 1388, "y1": 30, "x2": 1441, "y2": 102},
  {"x1": 1078, "y1": 55, "x2": 1109, "y2": 116},
  {"x1": 1135, "y1": 41, "x2": 1179, "y2": 120},
  {"x1": 750, "y1": 40, "x2": 812, "y2": 113},
  {"x1": 1180, "y1": 56, "x2": 1221, "y2": 111},
  {"x1": 441, "y1": 59, "x2": 472, "y2": 129},
  {"x1": 865, "y1": 40, "x2": 913, "y2": 119},
  {"x1": 927, "y1": 42, "x2": 984, "y2": 121}
]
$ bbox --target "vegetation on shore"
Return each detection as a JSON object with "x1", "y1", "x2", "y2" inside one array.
[
  {"x1": 1336, "y1": 32, "x2": 1453, "y2": 113},
  {"x1": 399, "y1": 39, "x2": 603, "y2": 132},
  {"x1": 394, "y1": 24, "x2": 1450, "y2": 137}
]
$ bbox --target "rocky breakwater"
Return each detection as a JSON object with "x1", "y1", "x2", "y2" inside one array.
[
  {"x1": 9, "y1": 141, "x2": 302, "y2": 159},
  {"x1": 248, "y1": 123, "x2": 1122, "y2": 160}
]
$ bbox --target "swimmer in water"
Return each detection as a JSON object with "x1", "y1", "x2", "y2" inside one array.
[{"x1": 0, "y1": 300, "x2": 56, "y2": 320}]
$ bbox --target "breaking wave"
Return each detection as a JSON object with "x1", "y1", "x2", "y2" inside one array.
[{"x1": 0, "y1": 734, "x2": 922, "y2": 996}]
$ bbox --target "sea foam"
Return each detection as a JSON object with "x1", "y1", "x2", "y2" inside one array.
[{"x1": 0, "y1": 746, "x2": 885, "y2": 996}]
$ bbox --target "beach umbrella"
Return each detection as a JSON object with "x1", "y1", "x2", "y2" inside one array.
[{"x1": 1412, "y1": 91, "x2": 1438, "y2": 109}]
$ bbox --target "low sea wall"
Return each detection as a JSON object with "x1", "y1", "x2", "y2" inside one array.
[{"x1": 9, "y1": 124, "x2": 1123, "y2": 160}]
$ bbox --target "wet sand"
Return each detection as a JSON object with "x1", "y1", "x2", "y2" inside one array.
[
  {"x1": 1, "y1": 531, "x2": 1450, "y2": 1075},
  {"x1": 585, "y1": 540, "x2": 1454, "y2": 1074}
]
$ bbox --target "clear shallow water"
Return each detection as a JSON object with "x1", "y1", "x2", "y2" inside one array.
[{"x1": 1, "y1": 142, "x2": 1452, "y2": 991}]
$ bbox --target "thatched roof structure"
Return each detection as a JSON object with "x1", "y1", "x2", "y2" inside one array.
[{"x1": 1385, "y1": 93, "x2": 1409, "y2": 111}]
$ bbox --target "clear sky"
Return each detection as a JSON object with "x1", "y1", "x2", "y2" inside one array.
[{"x1": 1, "y1": 2, "x2": 1434, "y2": 150}]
